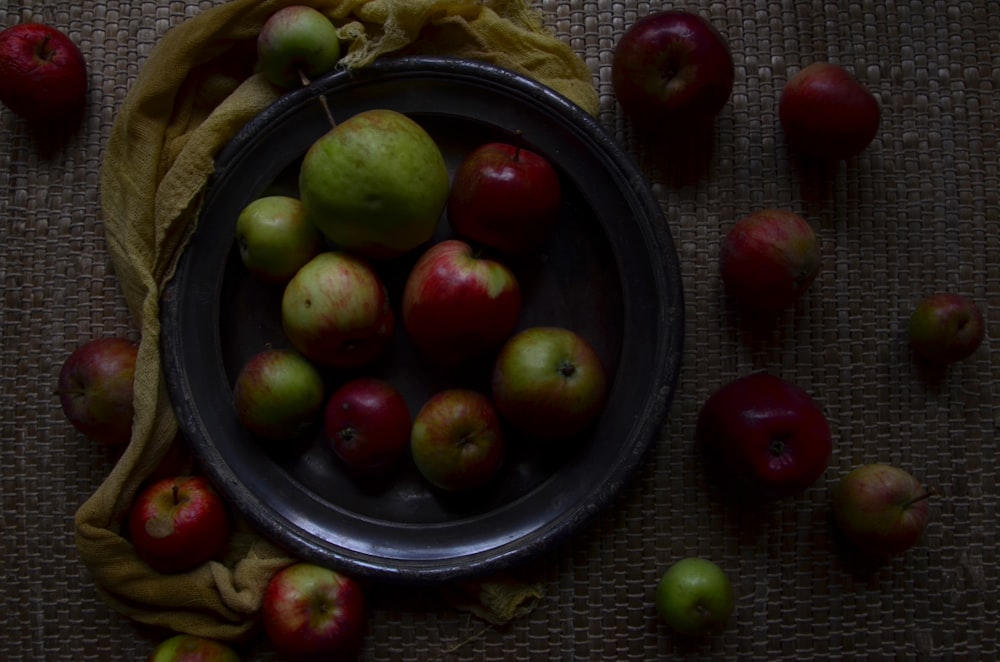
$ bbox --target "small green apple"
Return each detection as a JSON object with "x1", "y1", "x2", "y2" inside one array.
[
  {"x1": 232, "y1": 349, "x2": 325, "y2": 442},
  {"x1": 147, "y1": 633, "x2": 240, "y2": 661},
  {"x1": 655, "y1": 557, "x2": 734, "y2": 636},
  {"x1": 298, "y1": 109, "x2": 450, "y2": 259},
  {"x1": 235, "y1": 195, "x2": 324, "y2": 283},
  {"x1": 257, "y1": 5, "x2": 341, "y2": 89}
]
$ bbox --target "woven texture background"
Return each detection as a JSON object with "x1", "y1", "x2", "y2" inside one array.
[{"x1": 2, "y1": 0, "x2": 996, "y2": 659}]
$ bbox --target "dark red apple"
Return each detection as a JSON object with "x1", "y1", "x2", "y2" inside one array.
[
  {"x1": 909, "y1": 293, "x2": 985, "y2": 365},
  {"x1": 57, "y1": 337, "x2": 138, "y2": 446},
  {"x1": 262, "y1": 562, "x2": 366, "y2": 659},
  {"x1": 324, "y1": 377, "x2": 411, "y2": 472},
  {"x1": 719, "y1": 208, "x2": 820, "y2": 312},
  {"x1": 491, "y1": 326, "x2": 608, "y2": 442},
  {"x1": 0, "y1": 23, "x2": 87, "y2": 124},
  {"x1": 779, "y1": 62, "x2": 880, "y2": 161},
  {"x1": 831, "y1": 463, "x2": 933, "y2": 557},
  {"x1": 447, "y1": 135, "x2": 562, "y2": 256},
  {"x1": 402, "y1": 239, "x2": 521, "y2": 366},
  {"x1": 410, "y1": 389, "x2": 506, "y2": 492},
  {"x1": 128, "y1": 475, "x2": 231, "y2": 574},
  {"x1": 696, "y1": 373, "x2": 832, "y2": 500},
  {"x1": 611, "y1": 10, "x2": 734, "y2": 128}
]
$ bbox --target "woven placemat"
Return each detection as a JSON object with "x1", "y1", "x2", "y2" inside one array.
[{"x1": 2, "y1": 1, "x2": 996, "y2": 659}]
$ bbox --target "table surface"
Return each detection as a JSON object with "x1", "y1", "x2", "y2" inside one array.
[{"x1": 2, "y1": 1, "x2": 997, "y2": 660}]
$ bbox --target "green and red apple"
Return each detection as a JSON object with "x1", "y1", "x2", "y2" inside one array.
[
  {"x1": 909, "y1": 293, "x2": 985, "y2": 365},
  {"x1": 281, "y1": 251, "x2": 395, "y2": 368},
  {"x1": 235, "y1": 195, "x2": 324, "y2": 283},
  {"x1": 257, "y1": 5, "x2": 341, "y2": 89},
  {"x1": 57, "y1": 337, "x2": 138, "y2": 446},
  {"x1": 491, "y1": 326, "x2": 608, "y2": 442},
  {"x1": 147, "y1": 634, "x2": 240, "y2": 662},
  {"x1": 410, "y1": 389, "x2": 506, "y2": 492},
  {"x1": 299, "y1": 109, "x2": 450, "y2": 259},
  {"x1": 232, "y1": 349, "x2": 325, "y2": 442}
]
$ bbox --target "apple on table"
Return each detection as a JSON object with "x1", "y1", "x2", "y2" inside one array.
[
  {"x1": 779, "y1": 62, "x2": 880, "y2": 161},
  {"x1": 262, "y1": 562, "x2": 366, "y2": 660},
  {"x1": 719, "y1": 208, "x2": 821, "y2": 312},
  {"x1": 908, "y1": 292, "x2": 985, "y2": 365},
  {"x1": 831, "y1": 463, "x2": 934, "y2": 558},
  {"x1": 0, "y1": 22, "x2": 88, "y2": 125},
  {"x1": 696, "y1": 372, "x2": 832, "y2": 501},
  {"x1": 655, "y1": 557, "x2": 735, "y2": 636},
  {"x1": 57, "y1": 337, "x2": 139, "y2": 447},
  {"x1": 611, "y1": 10, "x2": 734, "y2": 130},
  {"x1": 147, "y1": 633, "x2": 240, "y2": 662}
]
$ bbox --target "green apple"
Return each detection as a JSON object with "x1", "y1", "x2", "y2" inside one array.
[
  {"x1": 655, "y1": 557, "x2": 735, "y2": 636},
  {"x1": 298, "y1": 109, "x2": 450, "y2": 259},
  {"x1": 257, "y1": 5, "x2": 341, "y2": 89},
  {"x1": 232, "y1": 349, "x2": 325, "y2": 442},
  {"x1": 235, "y1": 195, "x2": 324, "y2": 283},
  {"x1": 148, "y1": 633, "x2": 240, "y2": 661},
  {"x1": 491, "y1": 326, "x2": 608, "y2": 441}
]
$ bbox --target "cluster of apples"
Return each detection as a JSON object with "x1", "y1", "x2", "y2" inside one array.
[{"x1": 610, "y1": 9, "x2": 986, "y2": 637}]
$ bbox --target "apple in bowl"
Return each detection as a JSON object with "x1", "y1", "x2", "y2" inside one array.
[{"x1": 401, "y1": 239, "x2": 522, "y2": 367}]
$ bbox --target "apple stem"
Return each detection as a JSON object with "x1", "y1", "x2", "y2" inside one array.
[
  {"x1": 298, "y1": 69, "x2": 336, "y2": 129},
  {"x1": 512, "y1": 129, "x2": 524, "y2": 162},
  {"x1": 904, "y1": 487, "x2": 937, "y2": 508},
  {"x1": 171, "y1": 484, "x2": 180, "y2": 505}
]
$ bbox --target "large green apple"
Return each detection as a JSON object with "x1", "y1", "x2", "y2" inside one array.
[{"x1": 298, "y1": 109, "x2": 450, "y2": 259}]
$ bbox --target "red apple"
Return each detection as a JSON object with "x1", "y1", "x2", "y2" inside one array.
[
  {"x1": 779, "y1": 62, "x2": 880, "y2": 161},
  {"x1": 447, "y1": 136, "x2": 562, "y2": 255},
  {"x1": 696, "y1": 373, "x2": 832, "y2": 500},
  {"x1": 410, "y1": 389, "x2": 506, "y2": 492},
  {"x1": 57, "y1": 337, "x2": 138, "y2": 446},
  {"x1": 129, "y1": 475, "x2": 231, "y2": 574},
  {"x1": 909, "y1": 293, "x2": 985, "y2": 365},
  {"x1": 147, "y1": 634, "x2": 240, "y2": 662},
  {"x1": 282, "y1": 251, "x2": 395, "y2": 368},
  {"x1": 401, "y1": 239, "x2": 521, "y2": 366},
  {"x1": 491, "y1": 326, "x2": 608, "y2": 442},
  {"x1": 611, "y1": 10, "x2": 734, "y2": 129},
  {"x1": 232, "y1": 349, "x2": 325, "y2": 442},
  {"x1": 0, "y1": 23, "x2": 87, "y2": 124},
  {"x1": 262, "y1": 562, "x2": 366, "y2": 659},
  {"x1": 325, "y1": 377, "x2": 411, "y2": 472},
  {"x1": 719, "y1": 208, "x2": 820, "y2": 312},
  {"x1": 831, "y1": 463, "x2": 933, "y2": 557}
]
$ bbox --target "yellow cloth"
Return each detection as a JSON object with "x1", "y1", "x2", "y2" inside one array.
[{"x1": 78, "y1": 0, "x2": 597, "y2": 641}]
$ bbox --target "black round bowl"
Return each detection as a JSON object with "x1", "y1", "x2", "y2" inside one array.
[{"x1": 161, "y1": 56, "x2": 683, "y2": 585}]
